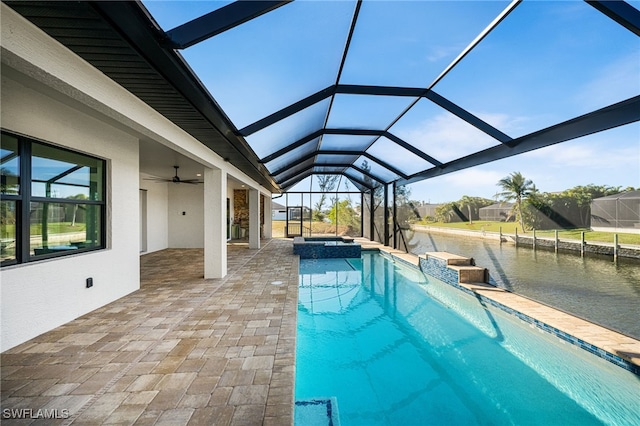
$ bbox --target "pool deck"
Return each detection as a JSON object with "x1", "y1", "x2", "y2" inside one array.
[
  {"x1": 1, "y1": 239, "x2": 298, "y2": 425},
  {"x1": 2, "y1": 237, "x2": 639, "y2": 425},
  {"x1": 353, "y1": 238, "x2": 640, "y2": 370}
]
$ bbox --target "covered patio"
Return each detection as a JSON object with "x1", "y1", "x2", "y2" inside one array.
[
  {"x1": 1, "y1": 240, "x2": 297, "y2": 425},
  {"x1": 1, "y1": 0, "x2": 639, "y2": 424}
]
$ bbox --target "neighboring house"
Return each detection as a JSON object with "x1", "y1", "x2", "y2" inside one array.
[
  {"x1": 272, "y1": 201, "x2": 287, "y2": 221},
  {"x1": 271, "y1": 201, "x2": 313, "y2": 222},
  {"x1": 415, "y1": 203, "x2": 441, "y2": 219},
  {"x1": 289, "y1": 206, "x2": 312, "y2": 221}
]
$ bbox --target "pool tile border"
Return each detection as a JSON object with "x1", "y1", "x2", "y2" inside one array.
[
  {"x1": 293, "y1": 237, "x2": 361, "y2": 259},
  {"x1": 447, "y1": 282, "x2": 640, "y2": 375},
  {"x1": 362, "y1": 239, "x2": 640, "y2": 376}
]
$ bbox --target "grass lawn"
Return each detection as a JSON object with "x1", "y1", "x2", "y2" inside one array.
[
  {"x1": 274, "y1": 218, "x2": 640, "y2": 245},
  {"x1": 416, "y1": 221, "x2": 640, "y2": 245},
  {"x1": 1, "y1": 222, "x2": 87, "y2": 239},
  {"x1": 271, "y1": 220, "x2": 360, "y2": 237}
]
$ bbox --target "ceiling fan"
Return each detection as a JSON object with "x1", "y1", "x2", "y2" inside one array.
[{"x1": 145, "y1": 166, "x2": 202, "y2": 184}]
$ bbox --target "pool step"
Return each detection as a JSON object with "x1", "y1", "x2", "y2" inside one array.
[
  {"x1": 425, "y1": 251, "x2": 474, "y2": 266},
  {"x1": 424, "y1": 252, "x2": 489, "y2": 284},
  {"x1": 448, "y1": 265, "x2": 488, "y2": 283}
]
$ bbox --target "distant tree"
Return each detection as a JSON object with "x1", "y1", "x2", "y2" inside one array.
[
  {"x1": 395, "y1": 185, "x2": 416, "y2": 227},
  {"x1": 522, "y1": 190, "x2": 554, "y2": 229},
  {"x1": 432, "y1": 197, "x2": 492, "y2": 224},
  {"x1": 458, "y1": 195, "x2": 493, "y2": 224},
  {"x1": 1, "y1": 168, "x2": 18, "y2": 231},
  {"x1": 435, "y1": 202, "x2": 458, "y2": 223},
  {"x1": 361, "y1": 160, "x2": 385, "y2": 240},
  {"x1": 67, "y1": 194, "x2": 88, "y2": 226},
  {"x1": 561, "y1": 184, "x2": 620, "y2": 227},
  {"x1": 327, "y1": 199, "x2": 358, "y2": 229},
  {"x1": 360, "y1": 160, "x2": 384, "y2": 208},
  {"x1": 0, "y1": 167, "x2": 18, "y2": 194},
  {"x1": 0, "y1": 199, "x2": 16, "y2": 234},
  {"x1": 313, "y1": 175, "x2": 339, "y2": 221},
  {"x1": 497, "y1": 172, "x2": 535, "y2": 231},
  {"x1": 508, "y1": 184, "x2": 627, "y2": 231}
]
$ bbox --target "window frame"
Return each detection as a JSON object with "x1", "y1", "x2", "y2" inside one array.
[{"x1": 1, "y1": 130, "x2": 107, "y2": 267}]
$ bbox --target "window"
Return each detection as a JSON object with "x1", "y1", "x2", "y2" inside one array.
[{"x1": 1, "y1": 131, "x2": 106, "y2": 266}]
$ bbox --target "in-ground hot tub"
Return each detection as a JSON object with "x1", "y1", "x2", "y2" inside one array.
[{"x1": 293, "y1": 236, "x2": 361, "y2": 259}]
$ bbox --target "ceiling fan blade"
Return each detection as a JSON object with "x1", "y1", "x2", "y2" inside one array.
[{"x1": 142, "y1": 167, "x2": 201, "y2": 184}]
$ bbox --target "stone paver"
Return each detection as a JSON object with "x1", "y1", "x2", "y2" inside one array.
[{"x1": 1, "y1": 240, "x2": 297, "y2": 425}]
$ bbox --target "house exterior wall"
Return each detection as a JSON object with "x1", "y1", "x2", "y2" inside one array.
[
  {"x1": 273, "y1": 210, "x2": 287, "y2": 221},
  {"x1": 168, "y1": 183, "x2": 205, "y2": 248},
  {"x1": 138, "y1": 181, "x2": 237, "y2": 252},
  {"x1": 1, "y1": 3, "x2": 273, "y2": 351},
  {"x1": 1, "y1": 74, "x2": 140, "y2": 352},
  {"x1": 140, "y1": 175, "x2": 169, "y2": 253},
  {"x1": 226, "y1": 185, "x2": 234, "y2": 241}
]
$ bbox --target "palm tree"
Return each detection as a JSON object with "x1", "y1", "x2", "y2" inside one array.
[
  {"x1": 457, "y1": 195, "x2": 493, "y2": 225},
  {"x1": 497, "y1": 172, "x2": 535, "y2": 231},
  {"x1": 435, "y1": 202, "x2": 458, "y2": 223}
]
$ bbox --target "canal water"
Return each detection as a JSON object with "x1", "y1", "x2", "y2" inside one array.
[{"x1": 403, "y1": 230, "x2": 640, "y2": 340}]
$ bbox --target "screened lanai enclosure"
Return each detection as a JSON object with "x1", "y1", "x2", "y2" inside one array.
[
  {"x1": 591, "y1": 190, "x2": 640, "y2": 233},
  {"x1": 8, "y1": 0, "x2": 638, "y2": 250},
  {"x1": 478, "y1": 203, "x2": 515, "y2": 222},
  {"x1": 271, "y1": 175, "x2": 423, "y2": 252},
  {"x1": 139, "y1": 0, "x2": 638, "y2": 249}
]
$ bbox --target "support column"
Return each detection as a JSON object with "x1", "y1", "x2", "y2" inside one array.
[
  {"x1": 249, "y1": 188, "x2": 260, "y2": 249},
  {"x1": 360, "y1": 192, "x2": 365, "y2": 239},
  {"x1": 383, "y1": 184, "x2": 390, "y2": 246},
  {"x1": 263, "y1": 195, "x2": 272, "y2": 239},
  {"x1": 392, "y1": 182, "x2": 397, "y2": 250},
  {"x1": 204, "y1": 167, "x2": 227, "y2": 279},
  {"x1": 370, "y1": 191, "x2": 375, "y2": 242}
]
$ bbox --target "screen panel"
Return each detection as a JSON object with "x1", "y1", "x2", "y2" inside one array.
[{"x1": 433, "y1": 1, "x2": 640, "y2": 138}]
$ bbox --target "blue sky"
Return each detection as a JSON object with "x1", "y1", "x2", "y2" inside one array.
[{"x1": 143, "y1": 0, "x2": 639, "y2": 203}]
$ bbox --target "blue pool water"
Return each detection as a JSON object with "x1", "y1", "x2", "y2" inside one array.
[{"x1": 295, "y1": 253, "x2": 640, "y2": 426}]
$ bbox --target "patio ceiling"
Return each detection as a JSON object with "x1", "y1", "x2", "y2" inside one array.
[
  {"x1": 6, "y1": 1, "x2": 640, "y2": 194},
  {"x1": 4, "y1": 0, "x2": 280, "y2": 192}
]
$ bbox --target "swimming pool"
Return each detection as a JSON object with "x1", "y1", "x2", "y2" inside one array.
[{"x1": 295, "y1": 252, "x2": 640, "y2": 426}]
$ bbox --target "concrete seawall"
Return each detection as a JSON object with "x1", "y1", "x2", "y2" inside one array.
[
  {"x1": 410, "y1": 225, "x2": 640, "y2": 260},
  {"x1": 411, "y1": 224, "x2": 505, "y2": 241}
]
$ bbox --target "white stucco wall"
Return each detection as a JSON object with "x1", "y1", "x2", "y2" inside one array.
[
  {"x1": 140, "y1": 181, "x2": 237, "y2": 251},
  {"x1": 165, "y1": 182, "x2": 238, "y2": 248},
  {"x1": 168, "y1": 183, "x2": 205, "y2": 248},
  {"x1": 1, "y1": 75, "x2": 140, "y2": 352},
  {"x1": 140, "y1": 175, "x2": 169, "y2": 253},
  {"x1": 227, "y1": 184, "x2": 235, "y2": 240},
  {"x1": 0, "y1": 3, "x2": 274, "y2": 350}
]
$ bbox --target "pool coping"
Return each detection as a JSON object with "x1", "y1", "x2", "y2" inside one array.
[{"x1": 353, "y1": 238, "x2": 640, "y2": 375}]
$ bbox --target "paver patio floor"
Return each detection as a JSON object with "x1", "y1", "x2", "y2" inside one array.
[{"x1": 1, "y1": 239, "x2": 298, "y2": 425}]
